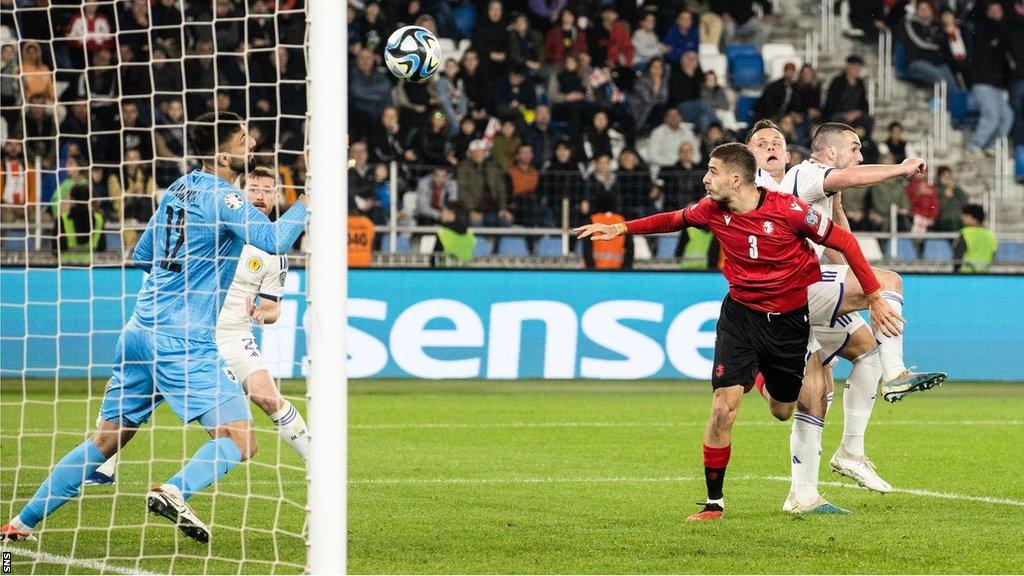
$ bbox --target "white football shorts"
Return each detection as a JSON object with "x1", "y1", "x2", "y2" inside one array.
[{"x1": 216, "y1": 330, "x2": 269, "y2": 384}]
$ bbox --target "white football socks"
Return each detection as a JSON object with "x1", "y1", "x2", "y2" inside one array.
[
  {"x1": 842, "y1": 348, "x2": 882, "y2": 457},
  {"x1": 791, "y1": 412, "x2": 825, "y2": 504},
  {"x1": 875, "y1": 290, "x2": 907, "y2": 381},
  {"x1": 269, "y1": 401, "x2": 309, "y2": 461}
]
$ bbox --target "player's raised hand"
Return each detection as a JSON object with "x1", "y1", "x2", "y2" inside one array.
[
  {"x1": 247, "y1": 296, "x2": 266, "y2": 324},
  {"x1": 867, "y1": 292, "x2": 905, "y2": 337},
  {"x1": 574, "y1": 223, "x2": 621, "y2": 240},
  {"x1": 900, "y1": 157, "x2": 927, "y2": 178}
]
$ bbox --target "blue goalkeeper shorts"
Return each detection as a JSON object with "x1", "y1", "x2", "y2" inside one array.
[{"x1": 100, "y1": 318, "x2": 252, "y2": 429}]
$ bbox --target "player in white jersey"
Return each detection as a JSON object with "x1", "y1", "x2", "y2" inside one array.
[{"x1": 88, "y1": 167, "x2": 309, "y2": 485}]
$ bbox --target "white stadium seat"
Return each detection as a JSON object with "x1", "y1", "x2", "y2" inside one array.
[
  {"x1": 699, "y1": 53, "x2": 728, "y2": 87},
  {"x1": 856, "y1": 235, "x2": 884, "y2": 263},
  {"x1": 766, "y1": 54, "x2": 803, "y2": 80},
  {"x1": 699, "y1": 43, "x2": 720, "y2": 55}
]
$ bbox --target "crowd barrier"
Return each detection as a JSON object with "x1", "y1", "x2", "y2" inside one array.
[{"x1": 1, "y1": 268, "x2": 1020, "y2": 381}]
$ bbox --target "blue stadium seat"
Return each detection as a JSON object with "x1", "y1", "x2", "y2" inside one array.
[
  {"x1": 947, "y1": 89, "x2": 978, "y2": 129},
  {"x1": 1015, "y1": 145, "x2": 1024, "y2": 180},
  {"x1": 736, "y1": 95, "x2": 757, "y2": 125},
  {"x1": 881, "y1": 238, "x2": 918, "y2": 260},
  {"x1": 473, "y1": 236, "x2": 492, "y2": 257},
  {"x1": 497, "y1": 235, "x2": 529, "y2": 256},
  {"x1": 922, "y1": 238, "x2": 953, "y2": 261},
  {"x1": 728, "y1": 53, "x2": 765, "y2": 88},
  {"x1": 535, "y1": 236, "x2": 562, "y2": 256},
  {"x1": 996, "y1": 241, "x2": 1024, "y2": 262},
  {"x1": 656, "y1": 235, "x2": 679, "y2": 258},
  {"x1": 1, "y1": 230, "x2": 27, "y2": 251},
  {"x1": 893, "y1": 41, "x2": 908, "y2": 78},
  {"x1": 380, "y1": 234, "x2": 412, "y2": 253},
  {"x1": 724, "y1": 44, "x2": 759, "y2": 61},
  {"x1": 105, "y1": 232, "x2": 122, "y2": 254}
]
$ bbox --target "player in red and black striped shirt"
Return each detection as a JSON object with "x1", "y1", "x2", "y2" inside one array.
[{"x1": 575, "y1": 144, "x2": 902, "y2": 521}]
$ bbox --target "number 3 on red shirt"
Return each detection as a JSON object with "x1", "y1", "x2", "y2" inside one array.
[{"x1": 748, "y1": 235, "x2": 758, "y2": 259}]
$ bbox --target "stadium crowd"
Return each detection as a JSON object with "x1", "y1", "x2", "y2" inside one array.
[{"x1": 0, "y1": 0, "x2": 1019, "y2": 265}]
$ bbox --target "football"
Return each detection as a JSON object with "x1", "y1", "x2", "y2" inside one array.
[{"x1": 383, "y1": 25, "x2": 441, "y2": 82}]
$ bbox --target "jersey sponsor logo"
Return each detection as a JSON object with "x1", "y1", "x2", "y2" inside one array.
[
  {"x1": 247, "y1": 257, "x2": 263, "y2": 273},
  {"x1": 224, "y1": 192, "x2": 244, "y2": 210},
  {"x1": 805, "y1": 209, "x2": 820, "y2": 228},
  {"x1": 762, "y1": 221, "x2": 774, "y2": 234},
  {"x1": 724, "y1": 215, "x2": 732, "y2": 225}
]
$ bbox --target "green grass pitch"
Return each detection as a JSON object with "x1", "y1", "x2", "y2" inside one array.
[{"x1": 3, "y1": 379, "x2": 1023, "y2": 574}]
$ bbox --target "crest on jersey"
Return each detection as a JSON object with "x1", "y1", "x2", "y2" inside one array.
[
  {"x1": 805, "y1": 209, "x2": 820, "y2": 227},
  {"x1": 763, "y1": 221, "x2": 774, "y2": 234},
  {"x1": 247, "y1": 257, "x2": 262, "y2": 273},
  {"x1": 224, "y1": 192, "x2": 244, "y2": 210}
]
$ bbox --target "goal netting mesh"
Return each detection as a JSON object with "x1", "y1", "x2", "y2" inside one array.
[{"x1": 1, "y1": 1, "x2": 312, "y2": 573}]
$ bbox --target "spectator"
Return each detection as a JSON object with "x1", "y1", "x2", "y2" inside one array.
[
  {"x1": 508, "y1": 12, "x2": 544, "y2": 75},
  {"x1": 940, "y1": 9, "x2": 969, "y2": 89},
  {"x1": 822, "y1": 55, "x2": 873, "y2": 133},
  {"x1": 456, "y1": 139, "x2": 512, "y2": 226},
  {"x1": 434, "y1": 200, "x2": 476, "y2": 264},
  {"x1": 459, "y1": 49, "x2": 491, "y2": 111},
  {"x1": 54, "y1": 183, "x2": 106, "y2": 258},
  {"x1": 883, "y1": 121, "x2": 907, "y2": 162},
  {"x1": 903, "y1": 2, "x2": 960, "y2": 88},
  {"x1": 434, "y1": 59, "x2": 468, "y2": 135},
  {"x1": 369, "y1": 106, "x2": 418, "y2": 165},
  {"x1": 66, "y1": 4, "x2": 114, "y2": 68},
  {"x1": 521, "y1": 105, "x2": 563, "y2": 168},
  {"x1": 417, "y1": 109, "x2": 458, "y2": 167},
  {"x1": 701, "y1": 70, "x2": 730, "y2": 112},
  {"x1": 699, "y1": 123, "x2": 731, "y2": 166},
  {"x1": 843, "y1": 186, "x2": 870, "y2": 231},
  {"x1": 646, "y1": 108, "x2": 701, "y2": 168},
  {"x1": 414, "y1": 166, "x2": 458, "y2": 225},
  {"x1": 663, "y1": 10, "x2": 700, "y2": 65},
  {"x1": 543, "y1": 9, "x2": 587, "y2": 65},
  {"x1": 0, "y1": 139, "x2": 32, "y2": 223},
  {"x1": 20, "y1": 41, "x2": 54, "y2": 103},
  {"x1": 355, "y1": 1, "x2": 389, "y2": 54},
  {"x1": 151, "y1": 46, "x2": 183, "y2": 93},
  {"x1": 582, "y1": 190, "x2": 633, "y2": 270},
  {"x1": 632, "y1": 13, "x2": 665, "y2": 69},
  {"x1": 935, "y1": 165, "x2": 968, "y2": 232},
  {"x1": 953, "y1": 204, "x2": 997, "y2": 273},
  {"x1": 754, "y1": 61, "x2": 798, "y2": 121},
  {"x1": 854, "y1": 124, "x2": 880, "y2": 164},
  {"x1": 347, "y1": 207, "x2": 375, "y2": 268},
  {"x1": 119, "y1": 100, "x2": 153, "y2": 161},
  {"x1": 539, "y1": 140, "x2": 585, "y2": 225},
  {"x1": 154, "y1": 98, "x2": 186, "y2": 186},
  {"x1": 588, "y1": 6, "x2": 634, "y2": 69},
  {"x1": 508, "y1": 144, "x2": 550, "y2": 226},
  {"x1": 580, "y1": 110, "x2": 617, "y2": 162},
  {"x1": 793, "y1": 64, "x2": 822, "y2": 118},
  {"x1": 493, "y1": 65, "x2": 538, "y2": 118},
  {"x1": 348, "y1": 141, "x2": 379, "y2": 215},
  {"x1": 185, "y1": 39, "x2": 216, "y2": 116},
  {"x1": 631, "y1": 57, "x2": 670, "y2": 135},
  {"x1": 583, "y1": 154, "x2": 617, "y2": 217},
  {"x1": 472, "y1": 0, "x2": 510, "y2": 75},
  {"x1": 846, "y1": 0, "x2": 886, "y2": 40},
  {"x1": 716, "y1": 0, "x2": 773, "y2": 49},
  {"x1": 1, "y1": 42, "x2": 19, "y2": 125},
  {"x1": 662, "y1": 141, "x2": 704, "y2": 209},
  {"x1": 119, "y1": 148, "x2": 155, "y2": 247},
  {"x1": 547, "y1": 54, "x2": 588, "y2": 135},
  {"x1": 392, "y1": 73, "x2": 432, "y2": 132},
  {"x1": 491, "y1": 119, "x2": 521, "y2": 172},
  {"x1": 776, "y1": 113, "x2": 803, "y2": 148},
  {"x1": 906, "y1": 170, "x2": 939, "y2": 233},
  {"x1": 52, "y1": 156, "x2": 89, "y2": 208},
  {"x1": 21, "y1": 96, "x2": 56, "y2": 165},
  {"x1": 350, "y1": 48, "x2": 393, "y2": 140},
  {"x1": 867, "y1": 152, "x2": 911, "y2": 231},
  {"x1": 90, "y1": 166, "x2": 120, "y2": 221},
  {"x1": 57, "y1": 102, "x2": 89, "y2": 163},
  {"x1": 1007, "y1": 6, "x2": 1024, "y2": 146},
  {"x1": 616, "y1": 148, "x2": 656, "y2": 218},
  {"x1": 966, "y1": 2, "x2": 1014, "y2": 155},
  {"x1": 669, "y1": 51, "x2": 716, "y2": 133},
  {"x1": 119, "y1": 0, "x2": 151, "y2": 55},
  {"x1": 453, "y1": 116, "x2": 482, "y2": 160}
]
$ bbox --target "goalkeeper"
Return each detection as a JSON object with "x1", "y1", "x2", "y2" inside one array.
[{"x1": 2, "y1": 112, "x2": 308, "y2": 544}]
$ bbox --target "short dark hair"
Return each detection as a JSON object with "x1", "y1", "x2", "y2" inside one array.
[
  {"x1": 962, "y1": 203, "x2": 985, "y2": 224},
  {"x1": 888, "y1": 121, "x2": 903, "y2": 131},
  {"x1": 745, "y1": 119, "x2": 783, "y2": 144},
  {"x1": 710, "y1": 143, "x2": 756, "y2": 183},
  {"x1": 248, "y1": 165, "x2": 276, "y2": 181},
  {"x1": 189, "y1": 111, "x2": 244, "y2": 158},
  {"x1": 936, "y1": 165, "x2": 952, "y2": 179},
  {"x1": 811, "y1": 122, "x2": 857, "y2": 152}
]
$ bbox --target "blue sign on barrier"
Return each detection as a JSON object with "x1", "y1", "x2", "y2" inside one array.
[{"x1": 1, "y1": 268, "x2": 1021, "y2": 381}]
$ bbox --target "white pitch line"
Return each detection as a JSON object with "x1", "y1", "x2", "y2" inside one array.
[
  {"x1": 349, "y1": 474, "x2": 1024, "y2": 508},
  {"x1": 2, "y1": 546, "x2": 161, "y2": 575},
  {"x1": 350, "y1": 420, "x2": 1023, "y2": 430}
]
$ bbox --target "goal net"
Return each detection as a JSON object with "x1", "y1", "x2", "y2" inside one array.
[{"x1": 0, "y1": 0, "x2": 340, "y2": 572}]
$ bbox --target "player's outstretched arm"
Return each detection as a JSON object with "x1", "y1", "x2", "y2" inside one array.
[
  {"x1": 575, "y1": 209, "x2": 690, "y2": 240},
  {"x1": 219, "y1": 192, "x2": 308, "y2": 254},
  {"x1": 822, "y1": 157, "x2": 926, "y2": 192}
]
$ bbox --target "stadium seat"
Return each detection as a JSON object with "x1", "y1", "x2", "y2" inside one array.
[
  {"x1": 882, "y1": 238, "x2": 918, "y2": 260},
  {"x1": 1, "y1": 230, "x2": 27, "y2": 251},
  {"x1": 535, "y1": 236, "x2": 563, "y2": 257},
  {"x1": 655, "y1": 235, "x2": 679, "y2": 259},
  {"x1": 699, "y1": 53, "x2": 728, "y2": 87},
  {"x1": 922, "y1": 238, "x2": 953, "y2": 261},
  {"x1": 947, "y1": 89, "x2": 978, "y2": 129},
  {"x1": 856, "y1": 235, "x2": 884, "y2": 263},
  {"x1": 760, "y1": 42, "x2": 796, "y2": 62},
  {"x1": 497, "y1": 235, "x2": 529, "y2": 256},
  {"x1": 632, "y1": 236, "x2": 652, "y2": 260},
  {"x1": 1015, "y1": 145, "x2": 1024, "y2": 180},
  {"x1": 380, "y1": 234, "x2": 412, "y2": 254},
  {"x1": 105, "y1": 232, "x2": 122, "y2": 254},
  {"x1": 735, "y1": 95, "x2": 757, "y2": 125},
  {"x1": 418, "y1": 235, "x2": 437, "y2": 254},
  {"x1": 728, "y1": 53, "x2": 766, "y2": 88},
  {"x1": 724, "y1": 44, "x2": 759, "y2": 61},
  {"x1": 892, "y1": 41, "x2": 908, "y2": 78},
  {"x1": 473, "y1": 236, "x2": 492, "y2": 257},
  {"x1": 996, "y1": 241, "x2": 1024, "y2": 262},
  {"x1": 437, "y1": 37, "x2": 457, "y2": 58}
]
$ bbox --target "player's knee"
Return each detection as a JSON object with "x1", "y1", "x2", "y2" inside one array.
[
  {"x1": 709, "y1": 396, "x2": 739, "y2": 428},
  {"x1": 878, "y1": 269, "x2": 903, "y2": 293},
  {"x1": 769, "y1": 403, "x2": 794, "y2": 421},
  {"x1": 233, "y1": 431, "x2": 258, "y2": 461}
]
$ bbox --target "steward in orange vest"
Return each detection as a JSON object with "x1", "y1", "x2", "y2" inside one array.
[
  {"x1": 348, "y1": 213, "x2": 375, "y2": 268},
  {"x1": 582, "y1": 192, "x2": 633, "y2": 270}
]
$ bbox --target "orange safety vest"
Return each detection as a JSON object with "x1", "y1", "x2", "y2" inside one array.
[
  {"x1": 348, "y1": 215, "x2": 375, "y2": 268},
  {"x1": 590, "y1": 212, "x2": 626, "y2": 269}
]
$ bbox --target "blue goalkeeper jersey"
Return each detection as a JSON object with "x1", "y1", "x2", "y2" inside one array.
[{"x1": 131, "y1": 170, "x2": 307, "y2": 343}]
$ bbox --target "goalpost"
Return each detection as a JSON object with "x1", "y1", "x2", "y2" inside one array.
[{"x1": 0, "y1": 0, "x2": 345, "y2": 572}]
